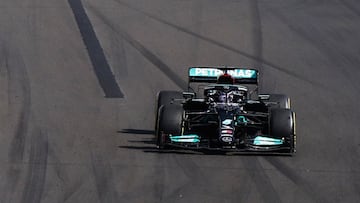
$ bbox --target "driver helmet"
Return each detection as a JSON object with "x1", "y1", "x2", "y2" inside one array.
[{"x1": 217, "y1": 73, "x2": 234, "y2": 84}]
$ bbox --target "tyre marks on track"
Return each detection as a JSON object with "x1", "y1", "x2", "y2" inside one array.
[
  {"x1": 248, "y1": 0, "x2": 268, "y2": 92},
  {"x1": 270, "y1": 5, "x2": 360, "y2": 83},
  {"x1": 3, "y1": 46, "x2": 31, "y2": 163},
  {"x1": 1, "y1": 44, "x2": 50, "y2": 203},
  {"x1": 307, "y1": 0, "x2": 360, "y2": 198},
  {"x1": 68, "y1": 0, "x2": 124, "y2": 98},
  {"x1": 161, "y1": 155, "x2": 253, "y2": 202},
  {"x1": 187, "y1": 2, "x2": 204, "y2": 64},
  {"x1": 117, "y1": 30, "x2": 187, "y2": 90},
  {"x1": 249, "y1": 0, "x2": 263, "y2": 69},
  {"x1": 245, "y1": 2, "x2": 282, "y2": 202},
  {"x1": 150, "y1": 155, "x2": 167, "y2": 202},
  {"x1": 265, "y1": 157, "x2": 329, "y2": 203},
  {"x1": 21, "y1": 130, "x2": 48, "y2": 203},
  {"x1": 113, "y1": 0, "x2": 320, "y2": 88},
  {"x1": 339, "y1": 0, "x2": 360, "y2": 17},
  {"x1": 167, "y1": 156, "x2": 213, "y2": 201},
  {"x1": 0, "y1": 44, "x2": 31, "y2": 202},
  {"x1": 87, "y1": 5, "x2": 188, "y2": 90},
  {"x1": 47, "y1": 146, "x2": 84, "y2": 203},
  {"x1": 90, "y1": 151, "x2": 120, "y2": 203},
  {"x1": 243, "y1": 157, "x2": 282, "y2": 203}
]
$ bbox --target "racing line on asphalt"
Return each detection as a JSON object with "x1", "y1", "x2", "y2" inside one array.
[
  {"x1": 68, "y1": 0, "x2": 124, "y2": 98},
  {"x1": 86, "y1": 3, "x2": 188, "y2": 91},
  {"x1": 113, "y1": 0, "x2": 322, "y2": 89}
]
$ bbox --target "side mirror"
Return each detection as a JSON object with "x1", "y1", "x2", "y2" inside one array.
[{"x1": 183, "y1": 92, "x2": 195, "y2": 99}]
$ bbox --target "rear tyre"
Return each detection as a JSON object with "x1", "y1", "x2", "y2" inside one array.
[
  {"x1": 156, "y1": 104, "x2": 183, "y2": 149},
  {"x1": 156, "y1": 91, "x2": 183, "y2": 110},
  {"x1": 270, "y1": 108, "x2": 296, "y2": 153},
  {"x1": 268, "y1": 94, "x2": 291, "y2": 109}
]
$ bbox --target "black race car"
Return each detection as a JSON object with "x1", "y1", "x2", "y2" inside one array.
[{"x1": 155, "y1": 67, "x2": 296, "y2": 154}]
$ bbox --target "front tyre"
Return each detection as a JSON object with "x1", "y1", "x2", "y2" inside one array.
[
  {"x1": 270, "y1": 108, "x2": 296, "y2": 154},
  {"x1": 155, "y1": 91, "x2": 183, "y2": 133},
  {"x1": 156, "y1": 104, "x2": 183, "y2": 149}
]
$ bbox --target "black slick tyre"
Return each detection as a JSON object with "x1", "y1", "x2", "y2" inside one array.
[
  {"x1": 155, "y1": 91, "x2": 183, "y2": 132},
  {"x1": 270, "y1": 108, "x2": 296, "y2": 154},
  {"x1": 268, "y1": 94, "x2": 291, "y2": 109},
  {"x1": 156, "y1": 91, "x2": 183, "y2": 110},
  {"x1": 156, "y1": 104, "x2": 183, "y2": 149}
]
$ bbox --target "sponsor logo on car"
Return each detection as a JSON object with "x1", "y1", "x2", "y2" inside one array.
[{"x1": 189, "y1": 68, "x2": 256, "y2": 79}]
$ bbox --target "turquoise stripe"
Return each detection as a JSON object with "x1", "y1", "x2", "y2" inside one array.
[
  {"x1": 253, "y1": 136, "x2": 283, "y2": 145},
  {"x1": 170, "y1": 134, "x2": 200, "y2": 143},
  {"x1": 170, "y1": 138, "x2": 200, "y2": 143},
  {"x1": 170, "y1": 134, "x2": 199, "y2": 139}
]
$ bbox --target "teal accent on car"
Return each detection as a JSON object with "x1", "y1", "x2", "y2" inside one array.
[
  {"x1": 189, "y1": 68, "x2": 257, "y2": 79},
  {"x1": 222, "y1": 119, "x2": 233, "y2": 125},
  {"x1": 170, "y1": 134, "x2": 200, "y2": 143},
  {"x1": 253, "y1": 136, "x2": 283, "y2": 145},
  {"x1": 237, "y1": 116, "x2": 248, "y2": 123}
]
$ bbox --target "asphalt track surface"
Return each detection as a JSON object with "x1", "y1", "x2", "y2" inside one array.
[{"x1": 0, "y1": 0, "x2": 360, "y2": 202}]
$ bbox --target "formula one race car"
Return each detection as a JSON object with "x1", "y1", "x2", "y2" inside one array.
[{"x1": 155, "y1": 67, "x2": 296, "y2": 154}]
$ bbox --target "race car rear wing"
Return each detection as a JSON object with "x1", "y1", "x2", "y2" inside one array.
[{"x1": 188, "y1": 67, "x2": 259, "y2": 85}]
